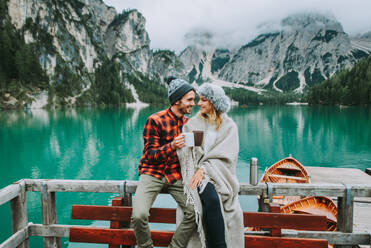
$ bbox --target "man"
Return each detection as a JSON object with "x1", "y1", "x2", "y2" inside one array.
[{"x1": 131, "y1": 78, "x2": 197, "y2": 248}]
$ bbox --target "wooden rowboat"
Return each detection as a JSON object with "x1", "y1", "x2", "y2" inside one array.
[
  {"x1": 257, "y1": 157, "x2": 341, "y2": 247},
  {"x1": 260, "y1": 157, "x2": 310, "y2": 205},
  {"x1": 280, "y1": 196, "x2": 337, "y2": 231},
  {"x1": 260, "y1": 157, "x2": 310, "y2": 184}
]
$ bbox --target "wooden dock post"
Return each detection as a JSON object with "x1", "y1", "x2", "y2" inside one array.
[
  {"x1": 335, "y1": 184, "x2": 354, "y2": 248},
  {"x1": 259, "y1": 183, "x2": 272, "y2": 212},
  {"x1": 41, "y1": 181, "x2": 61, "y2": 248},
  {"x1": 122, "y1": 181, "x2": 133, "y2": 248},
  {"x1": 109, "y1": 181, "x2": 134, "y2": 248},
  {"x1": 122, "y1": 192, "x2": 133, "y2": 248},
  {"x1": 109, "y1": 197, "x2": 123, "y2": 248},
  {"x1": 10, "y1": 180, "x2": 29, "y2": 248}
]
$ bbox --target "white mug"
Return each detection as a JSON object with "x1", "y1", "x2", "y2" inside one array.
[{"x1": 183, "y1": 132, "x2": 195, "y2": 147}]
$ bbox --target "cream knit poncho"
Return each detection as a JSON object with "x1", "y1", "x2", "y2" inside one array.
[{"x1": 177, "y1": 113, "x2": 244, "y2": 248}]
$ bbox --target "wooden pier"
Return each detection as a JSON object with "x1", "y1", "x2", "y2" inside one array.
[
  {"x1": 0, "y1": 171, "x2": 371, "y2": 248},
  {"x1": 307, "y1": 166, "x2": 371, "y2": 247}
]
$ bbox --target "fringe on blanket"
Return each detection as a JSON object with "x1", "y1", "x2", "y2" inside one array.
[{"x1": 183, "y1": 184, "x2": 207, "y2": 248}]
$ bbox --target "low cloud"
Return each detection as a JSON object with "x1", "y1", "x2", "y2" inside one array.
[{"x1": 103, "y1": 0, "x2": 371, "y2": 53}]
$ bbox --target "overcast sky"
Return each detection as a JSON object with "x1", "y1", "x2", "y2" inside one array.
[{"x1": 102, "y1": 0, "x2": 371, "y2": 53}]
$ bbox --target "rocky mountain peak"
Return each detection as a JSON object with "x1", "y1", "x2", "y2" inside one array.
[
  {"x1": 104, "y1": 9, "x2": 150, "y2": 57},
  {"x1": 215, "y1": 12, "x2": 371, "y2": 93},
  {"x1": 281, "y1": 13, "x2": 343, "y2": 33}
]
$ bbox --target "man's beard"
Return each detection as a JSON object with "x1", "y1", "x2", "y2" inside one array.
[{"x1": 179, "y1": 104, "x2": 191, "y2": 115}]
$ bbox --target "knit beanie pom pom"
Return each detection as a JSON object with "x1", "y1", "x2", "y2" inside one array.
[
  {"x1": 167, "y1": 77, "x2": 194, "y2": 105},
  {"x1": 198, "y1": 83, "x2": 231, "y2": 113}
]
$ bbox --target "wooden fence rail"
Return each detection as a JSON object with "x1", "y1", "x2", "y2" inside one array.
[
  {"x1": 20, "y1": 224, "x2": 371, "y2": 245},
  {"x1": 0, "y1": 183, "x2": 22, "y2": 205},
  {"x1": 22, "y1": 179, "x2": 371, "y2": 197},
  {"x1": 0, "y1": 179, "x2": 370, "y2": 248}
]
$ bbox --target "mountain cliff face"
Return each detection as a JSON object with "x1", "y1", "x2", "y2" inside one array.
[
  {"x1": 179, "y1": 46, "x2": 213, "y2": 84},
  {"x1": 181, "y1": 13, "x2": 371, "y2": 93},
  {"x1": 8, "y1": 0, "x2": 116, "y2": 75},
  {"x1": 103, "y1": 10, "x2": 151, "y2": 74},
  {"x1": 149, "y1": 50, "x2": 185, "y2": 80},
  {"x1": 3, "y1": 0, "x2": 183, "y2": 108}
]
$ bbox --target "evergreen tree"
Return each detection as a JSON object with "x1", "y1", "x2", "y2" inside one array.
[
  {"x1": 307, "y1": 56, "x2": 371, "y2": 105},
  {"x1": 93, "y1": 59, "x2": 134, "y2": 106},
  {"x1": 0, "y1": 9, "x2": 48, "y2": 95},
  {"x1": 0, "y1": 26, "x2": 16, "y2": 81}
]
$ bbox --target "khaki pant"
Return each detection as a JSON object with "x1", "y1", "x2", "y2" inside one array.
[{"x1": 131, "y1": 174, "x2": 196, "y2": 248}]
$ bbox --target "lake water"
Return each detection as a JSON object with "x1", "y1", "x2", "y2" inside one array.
[{"x1": 1, "y1": 105, "x2": 370, "y2": 247}]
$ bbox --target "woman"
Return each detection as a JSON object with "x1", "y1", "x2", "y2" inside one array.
[{"x1": 177, "y1": 83, "x2": 244, "y2": 248}]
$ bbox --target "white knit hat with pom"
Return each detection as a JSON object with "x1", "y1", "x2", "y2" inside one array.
[{"x1": 198, "y1": 83, "x2": 230, "y2": 113}]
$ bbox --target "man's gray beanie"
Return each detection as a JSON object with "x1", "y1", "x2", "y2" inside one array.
[
  {"x1": 198, "y1": 83, "x2": 231, "y2": 113},
  {"x1": 167, "y1": 78, "x2": 194, "y2": 105}
]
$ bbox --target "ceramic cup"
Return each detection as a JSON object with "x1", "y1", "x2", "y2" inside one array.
[
  {"x1": 193, "y1": 130, "x2": 204, "y2": 146},
  {"x1": 183, "y1": 132, "x2": 195, "y2": 147}
]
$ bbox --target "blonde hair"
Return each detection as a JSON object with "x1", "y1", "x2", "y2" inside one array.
[{"x1": 199, "y1": 104, "x2": 223, "y2": 130}]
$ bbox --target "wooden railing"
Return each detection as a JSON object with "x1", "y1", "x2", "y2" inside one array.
[{"x1": 0, "y1": 179, "x2": 370, "y2": 248}]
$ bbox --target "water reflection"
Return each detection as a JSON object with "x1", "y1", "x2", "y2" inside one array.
[
  {"x1": 230, "y1": 106, "x2": 371, "y2": 171},
  {"x1": 0, "y1": 105, "x2": 370, "y2": 186}
]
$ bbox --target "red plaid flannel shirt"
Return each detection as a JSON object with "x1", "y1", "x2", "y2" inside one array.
[{"x1": 138, "y1": 108, "x2": 187, "y2": 184}]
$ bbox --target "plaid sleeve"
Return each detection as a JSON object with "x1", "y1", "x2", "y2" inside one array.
[{"x1": 142, "y1": 117, "x2": 173, "y2": 163}]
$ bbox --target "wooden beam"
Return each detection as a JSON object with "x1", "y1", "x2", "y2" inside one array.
[
  {"x1": 283, "y1": 230, "x2": 370, "y2": 246},
  {"x1": 120, "y1": 193, "x2": 133, "y2": 248},
  {"x1": 108, "y1": 197, "x2": 134, "y2": 248},
  {"x1": 244, "y1": 235, "x2": 328, "y2": 248},
  {"x1": 109, "y1": 197, "x2": 123, "y2": 248},
  {"x1": 23, "y1": 179, "x2": 371, "y2": 197},
  {"x1": 26, "y1": 224, "x2": 371, "y2": 245},
  {"x1": 243, "y1": 212, "x2": 327, "y2": 231},
  {"x1": 28, "y1": 224, "x2": 70, "y2": 237},
  {"x1": 0, "y1": 183, "x2": 21, "y2": 206},
  {"x1": 239, "y1": 183, "x2": 266, "y2": 195},
  {"x1": 70, "y1": 227, "x2": 330, "y2": 248},
  {"x1": 25, "y1": 179, "x2": 140, "y2": 194},
  {"x1": 69, "y1": 227, "x2": 173, "y2": 247},
  {"x1": 0, "y1": 227, "x2": 28, "y2": 248},
  {"x1": 349, "y1": 184, "x2": 371, "y2": 197},
  {"x1": 336, "y1": 193, "x2": 354, "y2": 248},
  {"x1": 41, "y1": 182, "x2": 61, "y2": 248},
  {"x1": 71, "y1": 205, "x2": 176, "y2": 223},
  {"x1": 258, "y1": 194, "x2": 271, "y2": 212},
  {"x1": 269, "y1": 183, "x2": 346, "y2": 197},
  {"x1": 10, "y1": 180, "x2": 28, "y2": 248},
  {"x1": 24, "y1": 180, "x2": 266, "y2": 195},
  {"x1": 121, "y1": 193, "x2": 132, "y2": 228},
  {"x1": 269, "y1": 203, "x2": 281, "y2": 213},
  {"x1": 269, "y1": 204, "x2": 281, "y2": 237},
  {"x1": 110, "y1": 197, "x2": 123, "y2": 229},
  {"x1": 337, "y1": 197, "x2": 354, "y2": 233}
]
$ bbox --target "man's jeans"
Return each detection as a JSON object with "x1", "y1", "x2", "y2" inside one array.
[{"x1": 131, "y1": 174, "x2": 197, "y2": 248}]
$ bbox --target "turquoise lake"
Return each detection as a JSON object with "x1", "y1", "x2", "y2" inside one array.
[{"x1": 1, "y1": 105, "x2": 370, "y2": 247}]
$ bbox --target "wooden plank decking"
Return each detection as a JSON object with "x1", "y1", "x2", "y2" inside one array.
[{"x1": 307, "y1": 166, "x2": 371, "y2": 248}]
